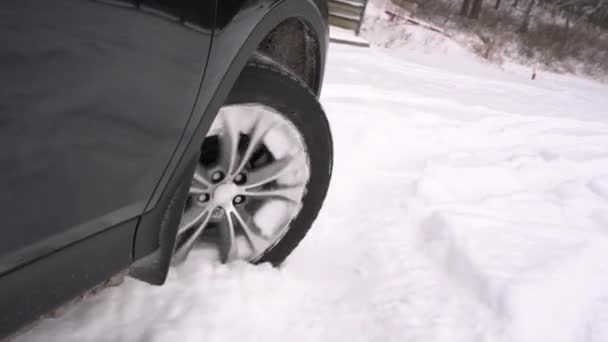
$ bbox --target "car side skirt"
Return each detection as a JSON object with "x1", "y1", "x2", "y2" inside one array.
[{"x1": 0, "y1": 219, "x2": 136, "y2": 339}]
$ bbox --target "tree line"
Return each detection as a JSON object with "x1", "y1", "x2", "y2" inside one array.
[{"x1": 458, "y1": 0, "x2": 608, "y2": 32}]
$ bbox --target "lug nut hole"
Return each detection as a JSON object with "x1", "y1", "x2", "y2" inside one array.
[
  {"x1": 211, "y1": 171, "x2": 225, "y2": 183},
  {"x1": 233, "y1": 195, "x2": 245, "y2": 205},
  {"x1": 234, "y1": 173, "x2": 247, "y2": 185}
]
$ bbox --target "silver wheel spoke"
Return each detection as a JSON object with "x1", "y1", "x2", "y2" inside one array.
[
  {"x1": 246, "y1": 151, "x2": 301, "y2": 188},
  {"x1": 219, "y1": 115, "x2": 240, "y2": 175},
  {"x1": 179, "y1": 206, "x2": 211, "y2": 234},
  {"x1": 173, "y1": 210, "x2": 212, "y2": 262},
  {"x1": 218, "y1": 210, "x2": 238, "y2": 262},
  {"x1": 244, "y1": 183, "x2": 305, "y2": 204},
  {"x1": 234, "y1": 115, "x2": 277, "y2": 176},
  {"x1": 193, "y1": 165, "x2": 211, "y2": 189},
  {"x1": 231, "y1": 206, "x2": 269, "y2": 256},
  {"x1": 189, "y1": 186, "x2": 206, "y2": 195}
]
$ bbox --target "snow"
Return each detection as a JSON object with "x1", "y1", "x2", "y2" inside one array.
[
  {"x1": 329, "y1": 25, "x2": 370, "y2": 47},
  {"x1": 16, "y1": 26, "x2": 608, "y2": 342}
]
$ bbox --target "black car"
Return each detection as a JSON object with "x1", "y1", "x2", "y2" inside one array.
[{"x1": 0, "y1": 0, "x2": 333, "y2": 337}]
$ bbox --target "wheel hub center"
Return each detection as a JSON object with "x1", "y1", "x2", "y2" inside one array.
[{"x1": 213, "y1": 183, "x2": 239, "y2": 206}]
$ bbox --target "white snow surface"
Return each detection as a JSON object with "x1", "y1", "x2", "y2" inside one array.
[
  {"x1": 330, "y1": 25, "x2": 370, "y2": 46},
  {"x1": 18, "y1": 40, "x2": 608, "y2": 342}
]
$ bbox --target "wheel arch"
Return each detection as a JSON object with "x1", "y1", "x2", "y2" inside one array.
[
  {"x1": 256, "y1": 16, "x2": 323, "y2": 94},
  {"x1": 129, "y1": 0, "x2": 328, "y2": 285}
]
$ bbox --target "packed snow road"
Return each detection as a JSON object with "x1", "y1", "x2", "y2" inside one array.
[{"x1": 18, "y1": 43, "x2": 608, "y2": 342}]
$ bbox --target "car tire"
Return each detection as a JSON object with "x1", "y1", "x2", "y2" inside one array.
[{"x1": 174, "y1": 58, "x2": 333, "y2": 266}]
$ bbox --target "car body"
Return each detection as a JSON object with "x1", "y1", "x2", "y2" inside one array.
[{"x1": 0, "y1": 0, "x2": 328, "y2": 337}]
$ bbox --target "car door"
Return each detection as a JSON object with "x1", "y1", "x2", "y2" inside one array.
[{"x1": 0, "y1": 0, "x2": 214, "y2": 275}]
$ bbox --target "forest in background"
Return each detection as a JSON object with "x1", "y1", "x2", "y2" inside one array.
[{"x1": 386, "y1": 0, "x2": 608, "y2": 76}]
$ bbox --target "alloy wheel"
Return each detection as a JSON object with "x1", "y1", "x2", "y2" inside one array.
[{"x1": 173, "y1": 104, "x2": 311, "y2": 263}]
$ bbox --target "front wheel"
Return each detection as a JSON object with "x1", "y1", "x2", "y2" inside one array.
[{"x1": 173, "y1": 60, "x2": 333, "y2": 266}]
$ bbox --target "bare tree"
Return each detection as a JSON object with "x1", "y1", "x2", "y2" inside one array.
[
  {"x1": 518, "y1": 0, "x2": 536, "y2": 32},
  {"x1": 495, "y1": 0, "x2": 502, "y2": 10},
  {"x1": 470, "y1": 0, "x2": 484, "y2": 18},
  {"x1": 513, "y1": 0, "x2": 520, "y2": 8},
  {"x1": 461, "y1": 0, "x2": 473, "y2": 16},
  {"x1": 564, "y1": 10, "x2": 571, "y2": 42}
]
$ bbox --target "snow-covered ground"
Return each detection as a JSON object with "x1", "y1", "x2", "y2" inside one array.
[{"x1": 17, "y1": 34, "x2": 608, "y2": 342}]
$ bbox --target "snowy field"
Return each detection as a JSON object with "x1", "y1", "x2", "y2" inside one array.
[{"x1": 17, "y1": 36, "x2": 608, "y2": 341}]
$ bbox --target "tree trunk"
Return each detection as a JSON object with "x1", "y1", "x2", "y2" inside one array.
[
  {"x1": 512, "y1": 0, "x2": 519, "y2": 8},
  {"x1": 495, "y1": 0, "x2": 501, "y2": 10},
  {"x1": 518, "y1": 0, "x2": 535, "y2": 33},
  {"x1": 461, "y1": 0, "x2": 472, "y2": 16},
  {"x1": 564, "y1": 11, "x2": 570, "y2": 43},
  {"x1": 470, "y1": 0, "x2": 484, "y2": 19}
]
